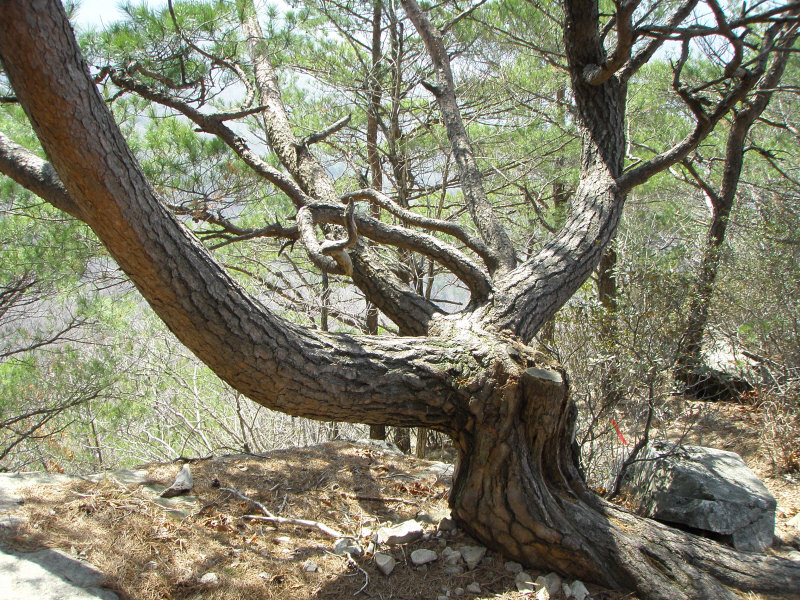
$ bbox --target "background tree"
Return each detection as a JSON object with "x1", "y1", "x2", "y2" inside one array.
[{"x1": 1, "y1": 1, "x2": 799, "y2": 598}]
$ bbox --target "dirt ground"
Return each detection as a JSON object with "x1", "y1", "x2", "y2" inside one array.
[{"x1": 2, "y1": 401, "x2": 798, "y2": 600}]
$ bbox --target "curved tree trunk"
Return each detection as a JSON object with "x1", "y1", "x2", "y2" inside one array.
[{"x1": 2, "y1": 3, "x2": 800, "y2": 600}]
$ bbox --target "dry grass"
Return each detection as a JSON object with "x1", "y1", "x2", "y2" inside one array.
[
  {"x1": 1, "y1": 441, "x2": 620, "y2": 600},
  {"x1": 3, "y1": 421, "x2": 798, "y2": 600}
]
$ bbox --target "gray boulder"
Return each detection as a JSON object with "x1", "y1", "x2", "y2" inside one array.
[{"x1": 627, "y1": 441, "x2": 776, "y2": 551}]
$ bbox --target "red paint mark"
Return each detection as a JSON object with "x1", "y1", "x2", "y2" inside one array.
[{"x1": 611, "y1": 419, "x2": 628, "y2": 446}]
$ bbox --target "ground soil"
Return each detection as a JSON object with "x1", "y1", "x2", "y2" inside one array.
[{"x1": 1, "y1": 401, "x2": 798, "y2": 600}]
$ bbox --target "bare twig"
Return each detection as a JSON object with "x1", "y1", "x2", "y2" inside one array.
[{"x1": 221, "y1": 486, "x2": 344, "y2": 538}]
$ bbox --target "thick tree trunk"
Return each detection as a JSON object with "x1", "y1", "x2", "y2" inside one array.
[
  {"x1": 451, "y1": 354, "x2": 800, "y2": 600},
  {"x1": 2, "y1": 3, "x2": 800, "y2": 600}
]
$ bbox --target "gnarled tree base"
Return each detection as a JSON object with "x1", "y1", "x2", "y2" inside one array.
[{"x1": 449, "y1": 364, "x2": 800, "y2": 600}]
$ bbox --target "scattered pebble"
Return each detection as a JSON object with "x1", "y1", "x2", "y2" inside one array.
[
  {"x1": 459, "y1": 545, "x2": 486, "y2": 570},
  {"x1": 375, "y1": 552, "x2": 397, "y2": 576},
  {"x1": 333, "y1": 537, "x2": 364, "y2": 557},
  {"x1": 515, "y1": 571, "x2": 536, "y2": 594},
  {"x1": 536, "y1": 572, "x2": 562, "y2": 596},
  {"x1": 302, "y1": 559, "x2": 318, "y2": 573},
  {"x1": 536, "y1": 587, "x2": 551, "y2": 600},
  {"x1": 376, "y1": 520, "x2": 424, "y2": 545},
  {"x1": 411, "y1": 548, "x2": 438, "y2": 566},
  {"x1": 199, "y1": 572, "x2": 218, "y2": 586},
  {"x1": 438, "y1": 517, "x2": 458, "y2": 533},
  {"x1": 441, "y1": 546, "x2": 463, "y2": 565},
  {"x1": 568, "y1": 579, "x2": 590, "y2": 600},
  {"x1": 466, "y1": 582, "x2": 481, "y2": 594},
  {"x1": 504, "y1": 560, "x2": 523, "y2": 574}
]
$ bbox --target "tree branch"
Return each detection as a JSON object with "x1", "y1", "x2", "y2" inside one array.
[
  {"x1": 301, "y1": 114, "x2": 352, "y2": 146},
  {"x1": 583, "y1": 0, "x2": 640, "y2": 85},
  {"x1": 341, "y1": 188, "x2": 500, "y2": 270},
  {"x1": 308, "y1": 203, "x2": 492, "y2": 301},
  {"x1": 0, "y1": 132, "x2": 84, "y2": 220},
  {"x1": 0, "y1": 0, "x2": 467, "y2": 431},
  {"x1": 296, "y1": 203, "x2": 354, "y2": 276},
  {"x1": 106, "y1": 69, "x2": 312, "y2": 208},
  {"x1": 400, "y1": 0, "x2": 518, "y2": 275}
]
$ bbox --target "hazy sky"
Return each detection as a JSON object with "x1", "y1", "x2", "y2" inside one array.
[{"x1": 72, "y1": 0, "x2": 167, "y2": 29}]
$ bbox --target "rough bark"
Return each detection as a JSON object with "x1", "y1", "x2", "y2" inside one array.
[
  {"x1": 450, "y1": 352, "x2": 800, "y2": 600},
  {"x1": 366, "y1": 1, "x2": 386, "y2": 442},
  {"x1": 487, "y1": 0, "x2": 626, "y2": 343},
  {"x1": 2, "y1": 2, "x2": 799, "y2": 599}
]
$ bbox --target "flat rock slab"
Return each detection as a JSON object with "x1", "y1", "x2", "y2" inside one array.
[
  {"x1": 0, "y1": 547, "x2": 118, "y2": 600},
  {"x1": 627, "y1": 441, "x2": 776, "y2": 551},
  {"x1": 1, "y1": 471, "x2": 123, "y2": 600},
  {"x1": 0, "y1": 472, "x2": 79, "y2": 515}
]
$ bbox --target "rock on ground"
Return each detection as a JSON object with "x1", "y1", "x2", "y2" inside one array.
[
  {"x1": 626, "y1": 441, "x2": 776, "y2": 552},
  {"x1": 536, "y1": 572, "x2": 562, "y2": 596},
  {"x1": 515, "y1": 571, "x2": 536, "y2": 594},
  {"x1": 459, "y1": 545, "x2": 486, "y2": 570},
  {"x1": 0, "y1": 548, "x2": 119, "y2": 600},
  {"x1": 565, "y1": 580, "x2": 590, "y2": 600},
  {"x1": 160, "y1": 464, "x2": 193, "y2": 498},
  {"x1": 0, "y1": 472, "x2": 118, "y2": 600},
  {"x1": 333, "y1": 537, "x2": 363, "y2": 557},
  {"x1": 302, "y1": 559, "x2": 319, "y2": 572},
  {"x1": 375, "y1": 520, "x2": 424, "y2": 545},
  {"x1": 374, "y1": 552, "x2": 396, "y2": 576},
  {"x1": 410, "y1": 548, "x2": 438, "y2": 566},
  {"x1": 466, "y1": 582, "x2": 481, "y2": 593},
  {"x1": 441, "y1": 546, "x2": 462, "y2": 565}
]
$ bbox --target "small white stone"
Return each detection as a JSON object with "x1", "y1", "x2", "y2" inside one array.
[
  {"x1": 333, "y1": 537, "x2": 363, "y2": 557},
  {"x1": 515, "y1": 571, "x2": 536, "y2": 594},
  {"x1": 459, "y1": 545, "x2": 487, "y2": 570},
  {"x1": 441, "y1": 546, "x2": 463, "y2": 565},
  {"x1": 199, "y1": 572, "x2": 218, "y2": 585},
  {"x1": 274, "y1": 536, "x2": 291, "y2": 544},
  {"x1": 411, "y1": 548, "x2": 438, "y2": 566},
  {"x1": 302, "y1": 559, "x2": 319, "y2": 572},
  {"x1": 466, "y1": 582, "x2": 481, "y2": 594},
  {"x1": 374, "y1": 552, "x2": 397, "y2": 576},
  {"x1": 376, "y1": 520, "x2": 424, "y2": 545},
  {"x1": 454, "y1": 587, "x2": 465, "y2": 596},
  {"x1": 535, "y1": 587, "x2": 551, "y2": 600},
  {"x1": 569, "y1": 580, "x2": 590, "y2": 600},
  {"x1": 535, "y1": 572, "x2": 562, "y2": 596},
  {"x1": 438, "y1": 517, "x2": 458, "y2": 532}
]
